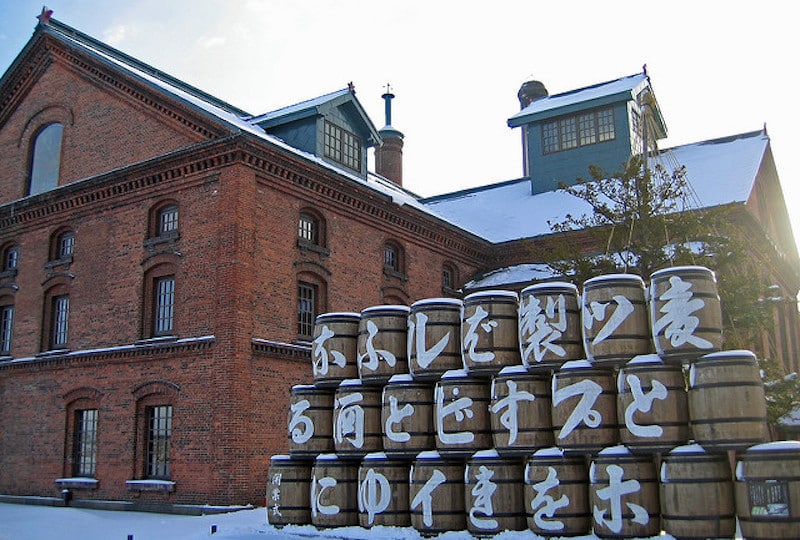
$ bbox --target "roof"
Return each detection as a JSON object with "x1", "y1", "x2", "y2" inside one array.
[
  {"x1": 3, "y1": 18, "x2": 418, "y2": 218},
  {"x1": 422, "y1": 130, "x2": 770, "y2": 243},
  {"x1": 249, "y1": 87, "x2": 382, "y2": 147},
  {"x1": 508, "y1": 73, "x2": 650, "y2": 126}
]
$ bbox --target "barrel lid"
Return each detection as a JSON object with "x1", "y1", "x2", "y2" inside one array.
[
  {"x1": 666, "y1": 443, "x2": 708, "y2": 456},
  {"x1": 470, "y1": 449, "x2": 500, "y2": 459},
  {"x1": 700, "y1": 350, "x2": 757, "y2": 361},
  {"x1": 584, "y1": 273, "x2": 645, "y2": 285},
  {"x1": 532, "y1": 447, "x2": 565, "y2": 459},
  {"x1": 743, "y1": 440, "x2": 800, "y2": 453},
  {"x1": 522, "y1": 281, "x2": 579, "y2": 294},
  {"x1": 316, "y1": 453, "x2": 340, "y2": 461},
  {"x1": 497, "y1": 365, "x2": 528, "y2": 376},
  {"x1": 415, "y1": 450, "x2": 442, "y2": 460},
  {"x1": 441, "y1": 368, "x2": 469, "y2": 380},
  {"x1": 597, "y1": 445, "x2": 632, "y2": 457},
  {"x1": 410, "y1": 297, "x2": 463, "y2": 308},
  {"x1": 387, "y1": 374, "x2": 414, "y2": 384},
  {"x1": 291, "y1": 384, "x2": 317, "y2": 390},
  {"x1": 559, "y1": 359, "x2": 593, "y2": 371},
  {"x1": 338, "y1": 378, "x2": 363, "y2": 387},
  {"x1": 270, "y1": 454, "x2": 291, "y2": 461},
  {"x1": 315, "y1": 312, "x2": 361, "y2": 321},
  {"x1": 363, "y1": 452, "x2": 388, "y2": 460},
  {"x1": 651, "y1": 265, "x2": 714, "y2": 278},
  {"x1": 626, "y1": 354, "x2": 664, "y2": 366},
  {"x1": 361, "y1": 305, "x2": 411, "y2": 315},
  {"x1": 464, "y1": 289, "x2": 519, "y2": 301}
]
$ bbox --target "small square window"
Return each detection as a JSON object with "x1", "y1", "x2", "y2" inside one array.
[
  {"x1": 57, "y1": 232, "x2": 74, "y2": 259},
  {"x1": 298, "y1": 213, "x2": 318, "y2": 244},
  {"x1": 158, "y1": 205, "x2": 179, "y2": 236},
  {"x1": 2, "y1": 246, "x2": 19, "y2": 271}
]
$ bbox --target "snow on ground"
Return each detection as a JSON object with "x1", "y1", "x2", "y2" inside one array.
[{"x1": 0, "y1": 502, "x2": 691, "y2": 540}]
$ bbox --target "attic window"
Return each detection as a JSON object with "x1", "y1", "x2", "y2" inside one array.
[
  {"x1": 324, "y1": 121, "x2": 362, "y2": 172},
  {"x1": 542, "y1": 106, "x2": 616, "y2": 155}
]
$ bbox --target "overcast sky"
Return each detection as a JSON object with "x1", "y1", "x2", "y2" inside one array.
[{"x1": 1, "y1": 1, "x2": 798, "y2": 249}]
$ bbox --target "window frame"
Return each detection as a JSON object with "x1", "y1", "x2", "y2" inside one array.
[
  {"x1": 2, "y1": 244, "x2": 19, "y2": 273},
  {"x1": 152, "y1": 275, "x2": 175, "y2": 337},
  {"x1": 541, "y1": 106, "x2": 616, "y2": 155},
  {"x1": 323, "y1": 120, "x2": 362, "y2": 173},
  {"x1": 0, "y1": 303, "x2": 13, "y2": 355},
  {"x1": 145, "y1": 404, "x2": 173, "y2": 480},
  {"x1": 27, "y1": 122, "x2": 64, "y2": 196},
  {"x1": 50, "y1": 294, "x2": 70, "y2": 349},
  {"x1": 156, "y1": 204, "x2": 179, "y2": 237},
  {"x1": 72, "y1": 408, "x2": 99, "y2": 478},
  {"x1": 297, "y1": 281, "x2": 318, "y2": 339},
  {"x1": 298, "y1": 212, "x2": 319, "y2": 245}
]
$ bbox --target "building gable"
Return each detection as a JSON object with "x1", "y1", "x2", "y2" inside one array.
[{"x1": 0, "y1": 20, "x2": 237, "y2": 204}]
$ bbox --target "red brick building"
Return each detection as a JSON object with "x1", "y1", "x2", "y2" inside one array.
[{"x1": 1, "y1": 16, "x2": 797, "y2": 511}]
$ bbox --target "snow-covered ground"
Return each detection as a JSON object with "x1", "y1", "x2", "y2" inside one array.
[{"x1": 0, "y1": 502, "x2": 686, "y2": 540}]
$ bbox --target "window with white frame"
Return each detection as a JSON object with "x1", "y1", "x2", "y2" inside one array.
[
  {"x1": 153, "y1": 276, "x2": 175, "y2": 336},
  {"x1": 51, "y1": 295, "x2": 69, "y2": 348},
  {"x1": 324, "y1": 121, "x2": 362, "y2": 172},
  {"x1": 73, "y1": 409, "x2": 98, "y2": 477},
  {"x1": 146, "y1": 405, "x2": 172, "y2": 479},
  {"x1": 541, "y1": 106, "x2": 616, "y2": 154},
  {"x1": 0, "y1": 304, "x2": 13, "y2": 355}
]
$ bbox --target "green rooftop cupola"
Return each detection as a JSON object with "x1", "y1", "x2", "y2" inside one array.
[
  {"x1": 375, "y1": 83, "x2": 404, "y2": 186},
  {"x1": 508, "y1": 71, "x2": 667, "y2": 194}
]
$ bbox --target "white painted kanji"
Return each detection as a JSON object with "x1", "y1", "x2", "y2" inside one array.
[
  {"x1": 552, "y1": 378, "x2": 603, "y2": 439},
  {"x1": 435, "y1": 384, "x2": 475, "y2": 445},
  {"x1": 520, "y1": 294, "x2": 568, "y2": 363},
  {"x1": 288, "y1": 398, "x2": 314, "y2": 444},
  {"x1": 384, "y1": 395, "x2": 414, "y2": 443},
  {"x1": 312, "y1": 325, "x2": 346, "y2": 376},
  {"x1": 334, "y1": 392, "x2": 364, "y2": 449},
  {"x1": 530, "y1": 466, "x2": 569, "y2": 531},
  {"x1": 592, "y1": 464, "x2": 648, "y2": 533},
  {"x1": 463, "y1": 306, "x2": 498, "y2": 364},
  {"x1": 408, "y1": 312, "x2": 450, "y2": 369},
  {"x1": 358, "y1": 468, "x2": 391, "y2": 526},
  {"x1": 359, "y1": 320, "x2": 397, "y2": 372},
  {"x1": 584, "y1": 294, "x2": 634, "y2": 345},
  {"x1": 653, "y1": 275, "x2": 714, "y2": 349},
  {"x1": 489, "y1": 379, "x2": 535, "y2": 445},
  {"x1": 622, "y1": 373, "x2": 668, "y2": 438},
  {"x1": 468, "y1": 465, "x2": 498, "y2": 530},
  {"x1": 411, "y1": 468, "x2": 447, "y2": 527}
]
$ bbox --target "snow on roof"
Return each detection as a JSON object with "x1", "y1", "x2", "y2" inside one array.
[
  {"x1": 508, "y1": 73, "x2": 649, "y2": 125},
  {"x1": 422, "y1": 130, "x2": 768, "y2": 244},
  {"x1": 464, "y1": 263, "x2": 561, "y2": 290},
  {"x1": 248, "y1": 87, "x2": 352, "y2": 124}
]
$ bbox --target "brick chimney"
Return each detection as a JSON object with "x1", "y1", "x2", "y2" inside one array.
[{"x1": 375, "y1": 86, "x2": 404, "y2": 186}]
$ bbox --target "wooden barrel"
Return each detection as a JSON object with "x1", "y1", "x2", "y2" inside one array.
[
  {"x1": 408, "y1": 298, "x2": 464, "y2": 381},
  {"x1": 461, "y1": 290, "x2": 521, "y2": 378},
  {"x1": 358, "y1": 305, "x2": 411, "y2": 385},
  {"x1": 735, "y1": 441, "x2": 800, "y2": 540},
  {"x1": 434, "y1": 369, "x2": 492, "y2": 459},
  {"x1": 357, "y1": 452, "x2": 411, "y2": 528},
  {"x1": 312, "y1": 312, "x2": 360, "y2": 387},
  {"x1": 617, "y1": 354, "x2": 689, "y2": 454},
  {"x1": 688, "y1": 350, "x2": 768, "y2": 451},
  {"x1": 490, "y1": 365, "x2": 553, "y2": 456},
  {"x1": 551, "y1": 360, "x2": 618, "y2": 455},
  {"x1": 650, "y1": 266, "x2": 722, "y2": 364},
  {"x1": 266, "y1": 455, "x2": 311, "y2": 527},
  {"x1": 288, "y1": 384, "x2": 334, "y2": 459},
  {"x1": 525, "y1": 447, "x2": 591, "y2": 537},
  {"x1": 589, "y1": 445, "x2": 660, "y2": 538},
  {"x1": 660, "y1": 443, "x2": 735, "y2": 540},
  {"x1": 332, "y1": 379, "x2": 383, "y2": 458},
  {"x1": 409, "y1": 450, "x2": 466, "y2": 536},
  {"x1": 465, "y1": 449, "x2": 526, "y2": 535},
  {"x1": 310, "y1": 454, "x2": 360, "y2": 528},
  {"x1": 519, "y1": 281, "x2": 584, "y2": 372},
  {"x1": 381, "y1": 374, "x2": 435, "y2": 458},
  {"x1": 582, "y1": 274, "x2": 651, "y2": 368}
]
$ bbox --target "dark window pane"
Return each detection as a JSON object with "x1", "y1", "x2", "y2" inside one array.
[{"x1": 29, "y1": 123, "x2": 63, "y2": 195}]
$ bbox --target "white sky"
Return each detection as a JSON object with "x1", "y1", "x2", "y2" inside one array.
[{"x1": 1, "y1": 1, "x2": 798, "y2": 251}]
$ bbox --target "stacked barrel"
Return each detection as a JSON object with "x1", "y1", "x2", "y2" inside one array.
[{"x1": 265, "y1": 266, "x2": 798, "y2": 539}]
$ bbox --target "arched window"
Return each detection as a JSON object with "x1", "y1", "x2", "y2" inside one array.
[
  {"x1": 43, "y1": 283, "x2": 71, "y2": 351},
  {"x1": 0, "y1": 296, "x2": 14, "y2": 355},
  {"x1": 142, "y1": 263, "x2": 177, "y2": 339},
  {"x1": 2, "y1": 244, "x2": 19, "y2": 274},
  {"x1": 157, "y1": 205, "x2": 179, "y2": 236},
  {"x1": 442, "y1": 263, "x2": 457, "y2": 291},
  {"x1": 49, "y1": 229, "x2": 75, "y2": 262},
  {"x1": 28, "y1": 123, "x2": 63, "y2": 196},
  {"x1": 297, "y1": 272, "x2": 327, "y2": 340},
  {"x1": 383, "y1": 240, "x2": 406, "y2": 278}
]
